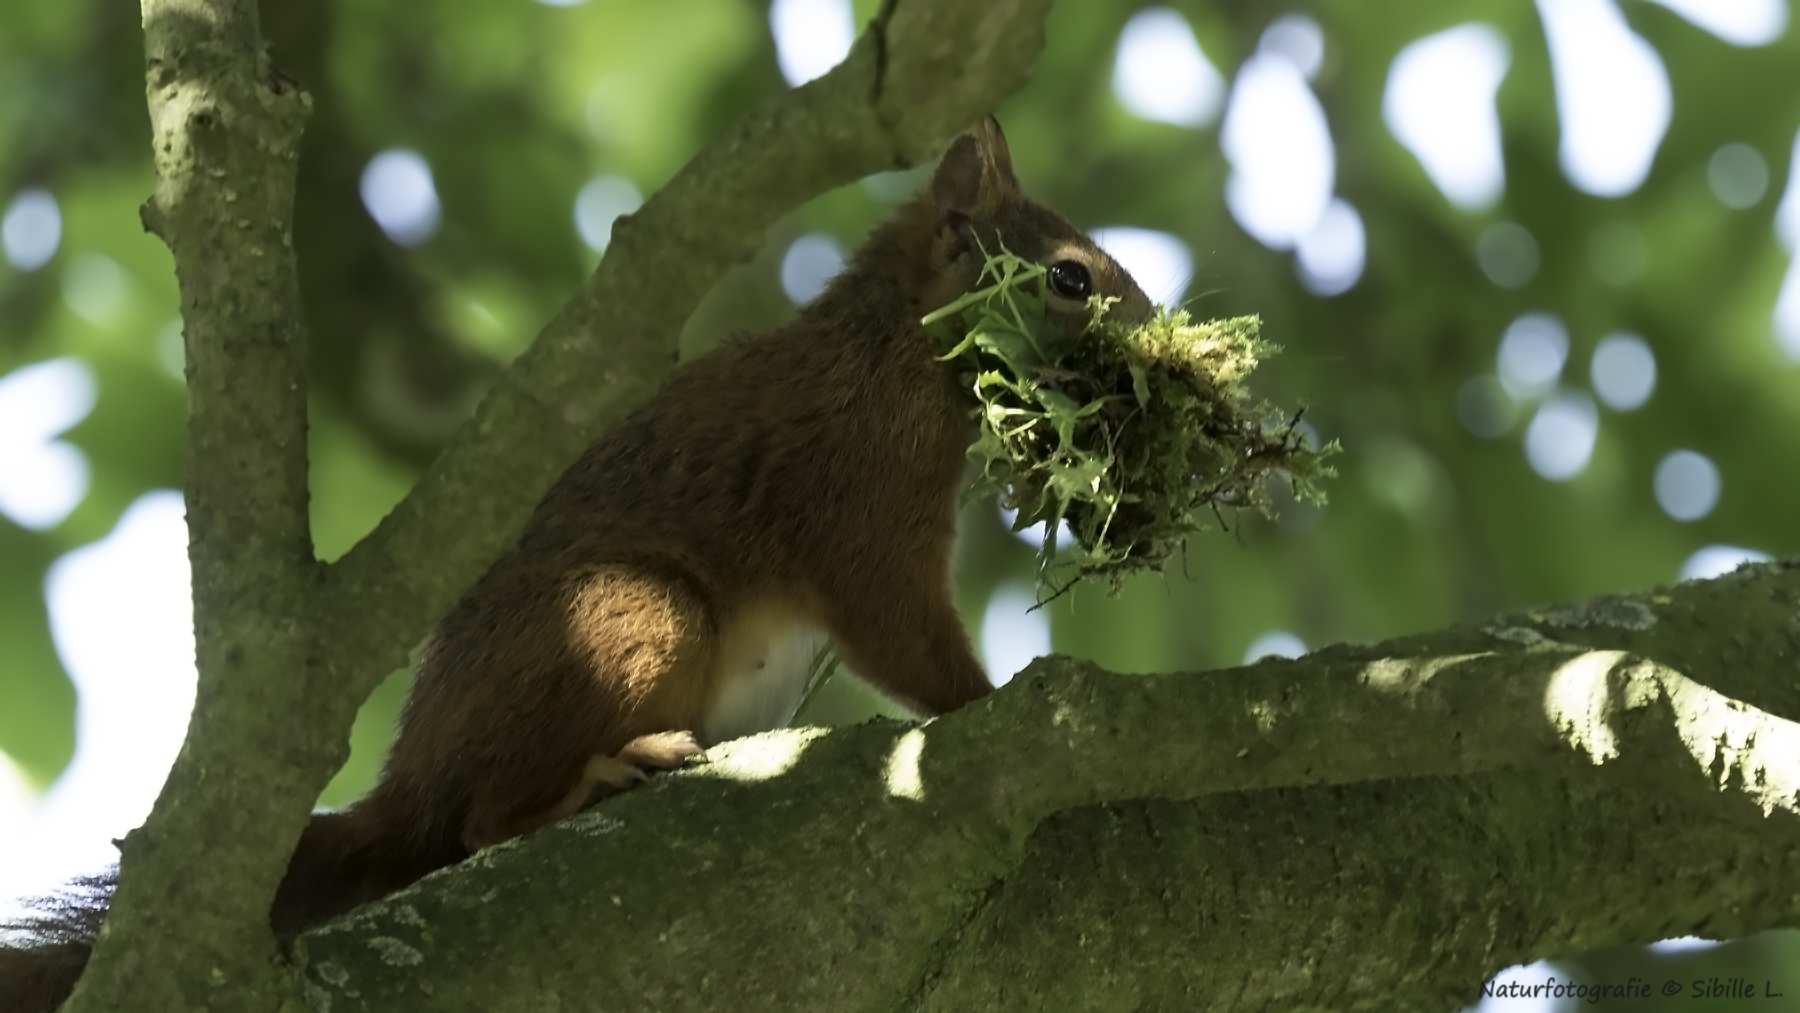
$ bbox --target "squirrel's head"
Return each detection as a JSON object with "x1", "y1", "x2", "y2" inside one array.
[{"x1": 927, "y1": 117, "x2": 1154, "y2": 335}]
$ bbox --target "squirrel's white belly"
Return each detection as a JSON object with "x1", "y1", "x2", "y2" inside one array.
[{"x1": 702, "y1": 616, "x2": 824, "y2": 745}]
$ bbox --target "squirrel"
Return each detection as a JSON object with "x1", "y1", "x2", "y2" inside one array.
[{"x1": 0, "y1": 117, "x2": 1152, "y2": 1011}]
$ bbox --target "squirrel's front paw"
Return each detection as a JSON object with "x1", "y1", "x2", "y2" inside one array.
[
  {"x1": 581, "y1": 731, "x2": 704, "y2": 800},
  {"x1": 617, "y1": 730, "x2": 704, "y2": 770}
]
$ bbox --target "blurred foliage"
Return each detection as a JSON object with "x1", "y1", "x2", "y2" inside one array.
[{"x1": 2, "y1": 0, "x2": 1797, "y2": 995}]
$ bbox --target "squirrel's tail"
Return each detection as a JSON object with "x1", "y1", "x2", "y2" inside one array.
[
  {"x1": 0, "y1": 872, "x2": 107, "y2": 1013},
  {"x1": 269, "y1": 803, "x2": 454, "y2": 934},
  {"x1": 1, "y1": 802, "x2": 449, "y2": 1013}
]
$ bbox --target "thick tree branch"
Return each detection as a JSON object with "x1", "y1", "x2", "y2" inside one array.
[
  {"x1": 917, "y1": 772, "x2": 1794, "y2": 1011},
  {"x1": 325, "y1": 0, "x2": 1056, "y2": 688},
  {"x1": 295, "y1": 560, "x2": 1800, "y2": 1012}
]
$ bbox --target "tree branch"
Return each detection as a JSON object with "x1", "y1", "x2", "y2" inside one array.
[
  {"x1": 69, "y1": 1, "x2": 326, "y2": 1010},
  {"x1": 294, "y1": 560, "x2": 1800, "y2": 1011}
]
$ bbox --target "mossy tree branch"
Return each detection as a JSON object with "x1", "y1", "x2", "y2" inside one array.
[{"x1": 296, "y1": 561, "x2": 1800, "y2": 1012}]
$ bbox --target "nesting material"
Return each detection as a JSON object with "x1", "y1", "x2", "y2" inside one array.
[{"x1": 925, "y1": 250, "x2": 1337, "y2": 594}]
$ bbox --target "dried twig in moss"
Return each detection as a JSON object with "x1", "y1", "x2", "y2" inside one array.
[{"x1": 925, "y1": 249, "x2": 1338, "y2": 595}]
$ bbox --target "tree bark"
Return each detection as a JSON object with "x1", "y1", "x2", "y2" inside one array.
[
  {"x1": 294, "y1": 559, "x2": 1800, "y2": 1012},
  {"x1": 76, "y1": 1, "x2": 319, "y2": 1008}
]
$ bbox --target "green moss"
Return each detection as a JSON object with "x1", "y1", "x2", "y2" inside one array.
[{"x1": 925, "y1": 249, "x2": 1338, "y2": 595}]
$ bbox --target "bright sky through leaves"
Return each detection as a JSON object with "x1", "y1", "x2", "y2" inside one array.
[
  {"x1": 1680, "y1": 546, "x2": 1773, "y2": 581},
  {"x1": 1383, "y1": 24, "x2": 1510, "y2": 210},
  {"x1": 980, "y1": 584, "x2": 1048, "y2": 688},
  {"x1": 779, "y1": 234, "x2": 844, "y2": 305},
  {"x1": 0, "y1": 494, "x2": 195, "y2": 919},
  {"x1": 361, "y1": 149, "x2": 441, "y2": 246},
  {"x1": 1536, "y1": 0, "x2": 1671, "y2": 197},
  {"x1": 1641, "y1": 0, "x2": 1787, "y2": 46},
  {"x1": 1089, "y1": 227, "x2": 1193, "y2": 307},
  {"x1": 1774, "y1": 128, "x2": 1800, "y2": 360},
  {"x1": 1295, "y1": 198, "x2": 1366, "y2": 296},
  {"x1": 1221, "y1": 48, "x2": 1333, "y2": 249},
  {"x1": 1589, "y1": 333, "x2": 1656, "y2": 410},
  {"x1": 1497, "y1": 313, "x2": 1569, "y2": 399},
  {"x1": 0, "y1": 359, "x2": 95, "y2": 530},
  {"x1": 1111, "y1": 7, "x2": 1225, "y2": 127},
  {"x1": 574, "y1": 175, "x2": 643, "y2": 252},
  {"x1": 1242, "y1": 630, "x2": 1307, "y2": 664},
  {"x1": 2, "y1": 189, "x2": 61, "y2": 271},
  {"x1": 1653, "y1": 450, "x2": 1721, "y2": 521},
  {"x1": 768, "y1": 0, "x2": 854, "y2": 86},
  {"x1": 1523, "y1": 391, "x2": 1599, "y2": 481}
]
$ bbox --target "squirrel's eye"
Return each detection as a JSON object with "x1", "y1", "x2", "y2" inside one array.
[{"x1": 1047, "y1": 260, "x2": 1093, "y2": 300}]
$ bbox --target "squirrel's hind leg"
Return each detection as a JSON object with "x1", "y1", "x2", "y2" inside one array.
[
  {"x1": 458, "y1": 563, "x2": 718, "y2": 852},
  {"x1": 460, "y1": 730, "x2": 703, "y2": 852}
]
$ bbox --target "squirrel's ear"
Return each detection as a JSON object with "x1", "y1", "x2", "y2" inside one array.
[{"x1": 931, "y1": 116, "x2": 1020, "y2": 221}]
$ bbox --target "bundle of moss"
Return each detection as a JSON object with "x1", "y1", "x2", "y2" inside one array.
[{"x1": 924, "y1": 249, "x2": 1337, "y2": 595}]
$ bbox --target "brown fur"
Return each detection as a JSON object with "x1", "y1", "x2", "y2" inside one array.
[{"x1": 0, "y1": 119, "x2": 1150, "y2": 1011}]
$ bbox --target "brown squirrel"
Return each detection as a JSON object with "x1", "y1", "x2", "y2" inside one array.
[{"x1": 0, "y1": 118, "x2": 1151, "y2": 1010}]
